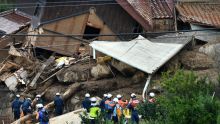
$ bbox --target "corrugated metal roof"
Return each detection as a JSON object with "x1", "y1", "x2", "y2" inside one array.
[
  {"x1": 176, "y1": 3, "x2": 220, "y2": 27},
  {"x1": 90, "y1": 35, "x2": 191, "y2": 74},
  {"x1": 116, "y1": 0, "x2": 153, "y2": 31},
  {"x1": 150, "y1": 0, "x2": 173, "y2": 19},
  {"x1": 0, "y1": 10, "x2": 30, "y2": 34}
]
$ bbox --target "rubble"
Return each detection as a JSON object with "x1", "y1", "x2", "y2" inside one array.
[
  {"x1": 111, "y1": 60, "x2": 136, "y2": 76},
  {"x1": 90, "y1": 64, "x2": 112, "y2": 80}
]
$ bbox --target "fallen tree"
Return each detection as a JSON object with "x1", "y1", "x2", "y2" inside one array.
[{"x1": 12, "y1": 83, "x2": 82, "y2": 124}]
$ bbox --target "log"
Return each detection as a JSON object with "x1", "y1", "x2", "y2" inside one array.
[{"x1": 12, "y1": 83, "x2": 81, "y2": 124}]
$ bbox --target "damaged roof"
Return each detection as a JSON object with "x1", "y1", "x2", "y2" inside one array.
[
  {"x1": 176, "y1": 2, "x2": 220, "y2": 27},
  {"x1": 90, "y1": 35, "x2": 191, "y2": 74},
  {"x1": 116, "y1": 0, "x2": 173, "y2": 30},
  {"x1": 116, "y1": 0, "x2": 153, "y2": 30},
  {"x1": 150, "y1": 0, "x2": 173, "y2": 19},
  {"x1": 0, "y1": 10, "x2": 30, "y2": 34}
]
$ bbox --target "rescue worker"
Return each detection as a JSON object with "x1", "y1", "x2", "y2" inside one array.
[
  {"x1": 11, "y1": 94, "x2": 23, "y2": 120},
  {"x1": 148, "y1": 92, "x2": 156, "y2": 103},
  {"x1": 112, "y1": 98, "x2": 122, "y2": 124},
  {"x1": 89, "y1": 97, "x2": 101, "y2": 124},
  {"x1": 127, "y1": 93, "x2": 140, "y2": 124},
  {"x1": 105, "y1": 93, "x2": 115, "y2": 120},
  {"x1": 54, "y1": 93, "x2": 64, "y2": 116},
  {"x1": 100, "y1": 94, "x2": 108, "y2": 112},
  {"x1": 82, "y1": 93, "x2": 91, "y2": 112},
  {"x1": 36, "y1": 104, "x2": 49, "y2": 124},
  {"x1": 32, "y1": 95, "x2": 44, "y2": 110},
  {"x1": 22, "y1": 98, "x2": 32, "y2": 116},
  {"x1": 117, "y1": 94, "x2": 128, "y2": 108}
]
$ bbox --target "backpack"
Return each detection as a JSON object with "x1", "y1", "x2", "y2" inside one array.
[
  {"x1": 41, "y1": 110, "x2": 49, "y2": 122},
  {"x1": 116, "y1": 106, "x2": 122, "y2": 117}
]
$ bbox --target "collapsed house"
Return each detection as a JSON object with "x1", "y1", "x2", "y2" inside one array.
[
  {"x1": 0, "y1": 10, "x2": 30, "y2": 60},
  {"x1": 15, "y1": 0, "x2": 175, "y2": 55}
]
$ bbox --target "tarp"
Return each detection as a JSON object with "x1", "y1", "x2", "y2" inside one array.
[{"x1": 90, "y1": 35, "x2": 191, "y2": 74}]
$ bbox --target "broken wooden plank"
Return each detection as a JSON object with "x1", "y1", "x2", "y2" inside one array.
[{"x1": 29, "y1": 56, "x2": 55, "y2": 87}]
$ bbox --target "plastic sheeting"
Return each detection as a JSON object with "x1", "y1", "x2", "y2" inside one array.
[{"x1": 90, "y1": 35, "x2": 191, "y2": 74}]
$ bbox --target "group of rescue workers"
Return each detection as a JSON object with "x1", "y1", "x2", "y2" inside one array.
[
  {"x1": 11, "y1": 91, "x2": 156, "y2": 124},
  {"x1": 11, "y1": 92, "x2": 64, "y2": 124},
  {"x1": 82, "y1": 92, "x2": 156, "y2": 124}
]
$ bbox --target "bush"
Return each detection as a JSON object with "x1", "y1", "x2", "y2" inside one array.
[{"x1": 156, "y1": 70, "x2": 220, "y2": 124}]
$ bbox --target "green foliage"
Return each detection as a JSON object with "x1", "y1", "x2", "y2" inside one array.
[
  {"x1": 0, "y1": 1, "x2": 14, "y2": 12},
  {"x1": 157, "y1": 70, "x2": 220, "y2": 124}
]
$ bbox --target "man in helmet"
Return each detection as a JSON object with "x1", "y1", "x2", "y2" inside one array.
[
  {"x1": 82, "y1": 93, "x2": 91, "y2": 112},
  {"x1": 54, "y1": 92, "x2": 64, "y2": 116},
  {"x1": 112, "y1": 97, "x2": 123, "y2": 123},
  {"x1": 22, "y1": 98, "x2": 32, "y2": 116},
  {"x1": 127, "y1": 93, "x2": 140, "y2": 124},
  {"x1": 89, "y1": 97, "x2": 101, "y2": 124},
  {"x1": 105, "y1": 93, "x2": 115, "y2": 120},
  {"x1": 11, "y1": 94, "x2": 23, "y2": 120},
  {"x1": 100, "y1": 94, "x2": 108, "y2": 112},
  {"x1": 32, "y1": 94, "x2": 44, "y2": 110},
  {"x1": 148, "y1": 92, "x2": 156, "y2": 103},
  {"x1": 117, "y1": 94, "x2": 128, "y2": 109},
  {"x1": 36, "y1": 104, "x2": 49, "y2": 124}
]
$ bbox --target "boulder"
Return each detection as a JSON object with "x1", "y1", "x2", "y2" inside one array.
[
  {"x1": 180, "y1": 51, "x2": 215, "y2": 70},
  {"x1": 199, "y1": 43, "x2": 220, "y2": 68},
  {"x1": 56, "y1": 63, "x2": 91, "y2": 83},
  {"x1": 111, "y1": 60, "x2": 136, "y2": 76},
  {"x1": 44, "y1": 85, "x2": 67, "y2": 101},
  {"x1": 91, "y1": 64, "x2": 112, "y2": 79}
]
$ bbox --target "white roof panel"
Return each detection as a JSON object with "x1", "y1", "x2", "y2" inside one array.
[{"x1": 90, "y1": 35, "x2": 191, "y2": 74}]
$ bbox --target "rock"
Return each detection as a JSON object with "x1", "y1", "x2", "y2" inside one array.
[
  {"x1": 199, "y1": 43, "x2": 220, "y2": 69},
  {"x1": 111, "y1": 60, "x2": 136, "y2": 76},
  {"x1": 132, "y1": 71, "x2": 145, "y2": 83},
  {"x1": 56, "y1": 63, "x2": 91, "y2": 83},
  {"x1": 194, "y1": 69, "x2": 219, "y2": 85},
  {"x1": 91, "y1": 64, "x2": 112, "y2": 79},
  {"x1": 180, "y1": 51, "x2": 215, "y2": 70},
  {"x1": 44, "y1": 85, "x2": 67, "y2": 101}
]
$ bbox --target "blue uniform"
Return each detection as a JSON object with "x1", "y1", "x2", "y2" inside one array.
[
  {"x1": 82, "y1": 98, "x2": 91, "y2": 112},
  {"x1": 100, "y1": 98, "x2": 106, "y2": 112},
  {"x1": 22, "y1": 99, "x2": 32, "y2": 115},
  {"x1": 54, "y1": 96, "x2": 64, "y2": 116},
  {"x1": 38, "y1": 108, "x2": 49, "y2": 124},
  {"x1": 127, "y1": 99, "x2": 140, "y2": 124},
  {"x1": 11, "y1": 98, "x2": 23, "y2": 120}
]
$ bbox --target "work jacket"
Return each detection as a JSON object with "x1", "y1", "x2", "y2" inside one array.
[{"x1": 89, "y1": 106, "x2": 101, "y2": 118}]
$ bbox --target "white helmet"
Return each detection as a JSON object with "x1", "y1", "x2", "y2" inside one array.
[
  {"x1": 36, "y1": 104, "x2": 43, "y2": 109},
  {"x1": 149, "y1": 92, "x2": 155, "y2": 97},
  {"x1": 36, "y1": 95, "x2": 41, "y2": 98},
  {"x1": 85, "y1": 93, "x2": 90, "y2": 97},
  {"x1": 131, "y1": 93, "x2": 136, "y2": 98},
  {"x1": 113, "y1": 98, "x2": 118, "y2": 103},
  {"x1": 90, "y1": 97, "x2": 97, "y2": 102},
  {"x1": 27, "y1": 98, "x2": 32, "y2": 101},
  {"x1": 116, "y1": 94, "x2": 122, "y2": 99},
  {"x1": 107, "y1": 93, "x2": 112, "y2": 98},
  {"x1": 16, "y1": 94, "x2": 20, "y2": 98},
  {"x1": 103, "y1": 94, "x2": 108, "y2": 97},
  {"x1": 56, "y1": 92, "x2": 61, "y2": 96}
]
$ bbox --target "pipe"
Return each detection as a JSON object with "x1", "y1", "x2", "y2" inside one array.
[
  {"x1": 93, "y1": 48, "x2": 96, "y2": 59},
  {"x1": 142, "y1": 74, "x2": 152, "y2": 100}
]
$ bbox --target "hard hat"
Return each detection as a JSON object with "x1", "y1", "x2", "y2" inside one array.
[
  {"x1": 90, "y1": 97, "x2": 97, "y2": 102},
  {"x1": 27, "y1": 98, "x2": 31, "y2": 101},
  {"x1": 36, "y1": 95, "x2": 41, "y2": 98},
  {"x1": 56, "y1": 92, "x2": 61, "y2": 96},
  {"x1": 85, "y1": 93, "x2": 90, "y2": 97},
  {"x1": 131, "y1": 93, "x2": 136, "y2": 98},
  {"x1": 107, "y1": 93, "x2": 112, "y2": 98},
  {"x1": 103, "y1": 94, "x2": 108, "y2": 97},
  {"x1": 113, "y1": 98, "x2": 118, "y2": 103},
  {"x1": 149, "y1": 92, "x2": 155, "y2": 97},
  {"x1": 36, "y1": 104, "x2": 43, "y2": 109},
  {"x1": 16, "y1": 94, "x2": 20, "y2": 98},
  {"x1": 116, "y1": 94, "x2": 122, "y2": 99}
]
